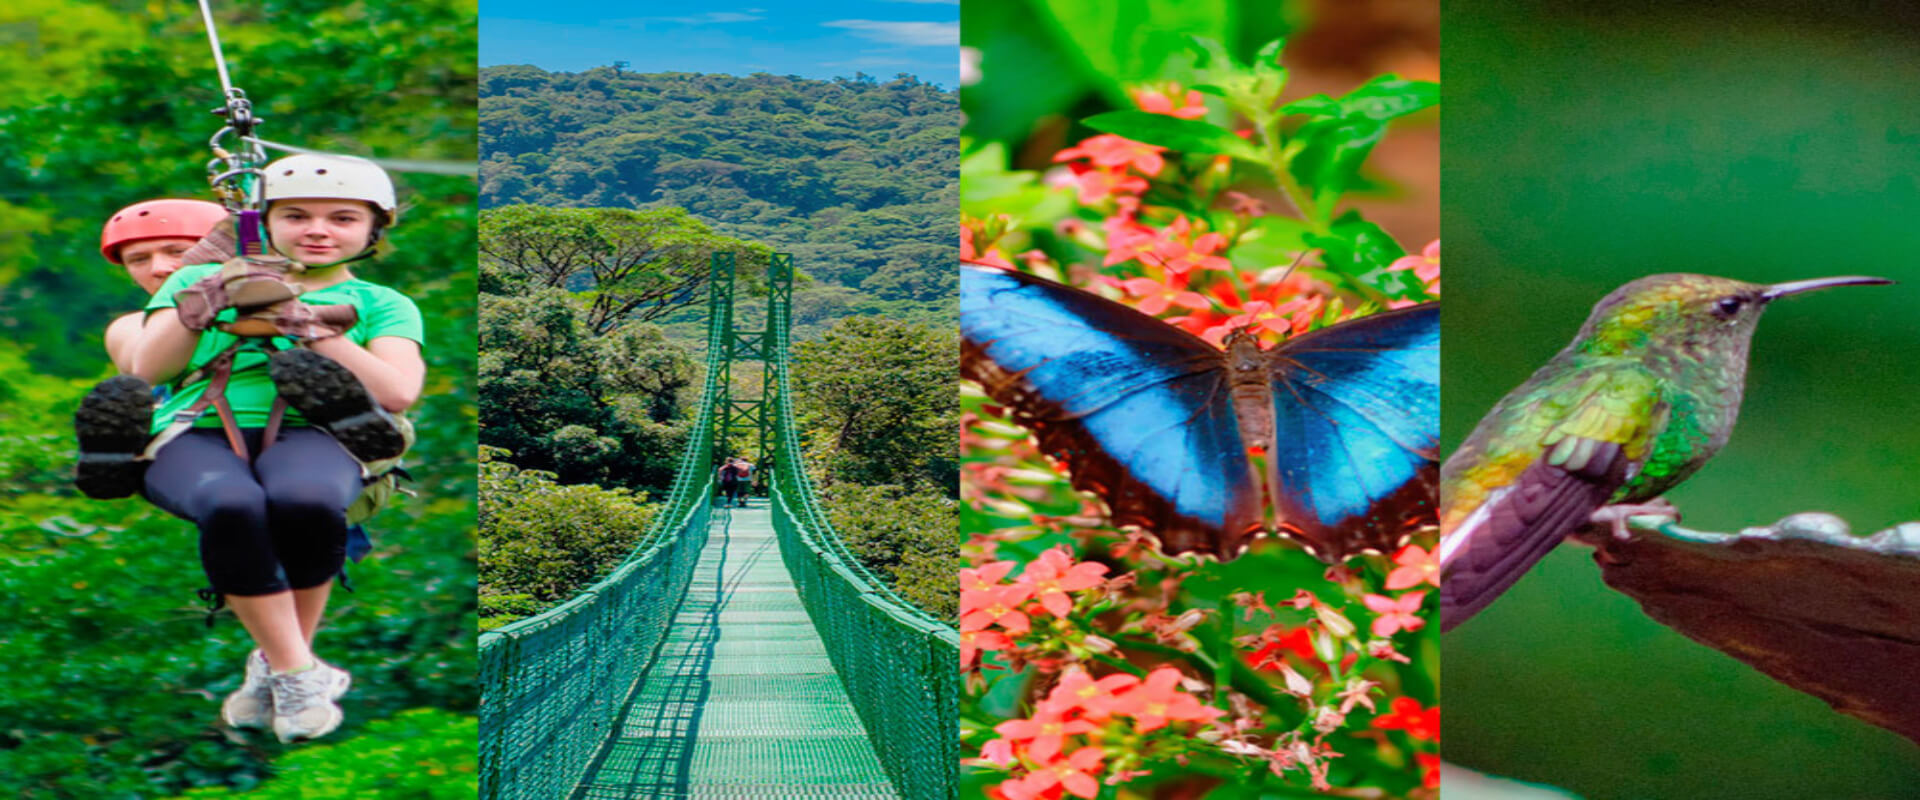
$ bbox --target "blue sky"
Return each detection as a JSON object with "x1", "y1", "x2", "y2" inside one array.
[{"x1": 480, "y1": 0, "x2": 958, "y2": 87}]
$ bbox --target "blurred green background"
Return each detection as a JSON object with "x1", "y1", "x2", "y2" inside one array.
[{"x1": 1444, "y1": 1, "x2": 1920, "y2": 797}]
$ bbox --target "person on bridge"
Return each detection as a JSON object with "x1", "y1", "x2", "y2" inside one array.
[
  {"x1": 718, "y1": 456, "x2": 748, "y2": 507},
  {"x1": 733, "y1": 457, "x2": 754, "y2": 507},
  {"x1": 87, "y1": 155, "x2": 425, "y2": 743}
]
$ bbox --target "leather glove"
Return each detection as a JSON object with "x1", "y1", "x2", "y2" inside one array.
[
  {"x1": 173, "y1": 270, "x2": 233, "y2": 332},
  {"x1": 223, "y1": 298, "x2": 359, "y2": 341},
  {"x1": 175, "y1": 213, "x2": 238, "y2": 267},
  {"x1": 174, "y1": 256, "x2": 305, "y2": 332}
]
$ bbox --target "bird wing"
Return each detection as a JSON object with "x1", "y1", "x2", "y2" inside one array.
[{"x1": 1439, "y1": 366, "x2": 1666, "y2": 630}]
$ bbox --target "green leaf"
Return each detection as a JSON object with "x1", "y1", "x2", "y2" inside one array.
[
  {"x1": 1287, "y1": 116, "x2": 1386, "y2": 212},
  {"x1": 1338, "y1": 75, "x2": 1440, "y2": 122},
  {"x1": 1280, "y1": 94, "x2": 1342, "y2": 117},
  {"x1": 1284, "y1": 77, "x2": 1437, "y2": 124},
  {"x1": 1306, "y1": 212, "x2": 1421, "y2": 299},
  {"x1": 1082, "y1": 110, "x2": 1264, "y2": 162},
  {"x1": 1037, "y1": 0, "x2": 1235, "y2": 99},
  {"x1": 1184, "y1": 34, "x2": 1239, "y2": 70},
  {"x1": 1253, "y1": 37, "x2": 1287, "y2": 81}
]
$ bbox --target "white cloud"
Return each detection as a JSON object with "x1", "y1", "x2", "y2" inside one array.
[{"x1": 821, "y1": 20, "x2": 958, "y2": 47}]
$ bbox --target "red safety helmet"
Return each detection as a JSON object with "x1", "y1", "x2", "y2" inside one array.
[{"x1": 99, "y1": 199, "x2": 228, "y2": 264}]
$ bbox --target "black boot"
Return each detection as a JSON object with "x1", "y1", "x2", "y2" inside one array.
[
  {"x1": 74, "y1": 375, "x2": 157, "y2": 499},
  {"x1": 269, "y1": 349, "x2": 407, "y2": 462}
]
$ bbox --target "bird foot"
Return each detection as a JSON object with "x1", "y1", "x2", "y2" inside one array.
[{"x1": 1590, "y1": 498, "x2": 1680, "y2": 541}]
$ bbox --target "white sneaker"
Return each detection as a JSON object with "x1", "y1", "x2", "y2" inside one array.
[
  {"x1": 221, "y1": 650, "x2": 273, "y2": 729},
  {"x1": 269, "y1": 660, "x2": 351, "y2": 742}
]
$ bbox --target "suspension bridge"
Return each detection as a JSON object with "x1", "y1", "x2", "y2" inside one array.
[{"x1": 478, "y1": 254, "x2": 959, "y2": 799}]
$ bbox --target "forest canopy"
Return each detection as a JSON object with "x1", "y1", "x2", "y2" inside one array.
[{"x1": 478, "y1": 67, "x2": 957, "y2": 326}]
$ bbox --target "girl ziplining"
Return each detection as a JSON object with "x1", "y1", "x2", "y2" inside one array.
[
  {"x1": 74, "y1": 154, "x2": 424, "y2": 742},
  {"x1": 59, "y1": 0, "x2": 443, "y2": 745}
]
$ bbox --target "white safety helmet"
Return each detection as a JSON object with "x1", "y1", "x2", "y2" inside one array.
[
  {"x1": 262, "y1": 154, "x2": 398, "y2": 254},
  {"x1": 262, "y1": 154, "x2": 397, "y2": 218}
]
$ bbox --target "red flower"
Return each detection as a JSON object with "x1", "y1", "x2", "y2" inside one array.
[
  {"x1": 1017, "y1": 546, "x2": 1108, "y2": 618},
  {"x1": 1233, "y1": 590, "x2": 1273, "y2": 620},
  {"x1": 1245, "y1": 624, "x2": 1318, "y2": 671},
  {"x1": 1062, "y1": 164, "x2": 1148, "y2": 205},
  {"x1": 1362, "y1": 591, "x2": 1427, "y2": 637},
  {"x1": 1201, "y1": 296, "x2": 1322, "y2": 347},
  {"x1": 1133, "y1": 83, "x2": 1208, "y2": 119},
  {"x1": 1043, "y1": 668, "x2": 1140, "y2": 722},
  {"x1": 995, "y1": 705, "x2": 1099, "y2": 762},
  {"x1": 1116, "y1": 667, "x2": 1226, "y2": 732},
  {"x1": 1385, "y1": 544, "x2": 1440, "y2": 590},
  {"x1": 977, "y1": 736, "x2": 1018, "y2": 768},
  {"x1": 1055, "y1": 133, "x2": 1166, "y2": 177},
  {"x1": 962, "y1": 225, "x2": 1015, "y2": 269},
  {"x1": 1116, "y1": 275, "x2": 1212, "y2": 316},
  {"x1": 960, "y1": 626, "x2": 1013, "y2": 670},
  {"x1": 1417, "y1": 752, "x2": 1441, "y2": 789},
  {"x1": 1374, "y1": 696, "x2": 1440, "y2": 742},
  {"x1": 962, "y1": 584, "x2": 1035, "y2": 635},
  {"x1": 1024, "y1": 746, "x2": 1106, "y2": 799},
  {"x1": 1388, "y1": 239, "x2": 1441, "y2": 295},
  {"x1": 1143, "y1": 215, "x2": 1232, "y2": 275},
  {"x1": 962, "y1": 560, "x2": 1017, "y2": 594}
]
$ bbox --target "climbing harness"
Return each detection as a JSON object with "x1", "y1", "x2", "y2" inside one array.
[{"x1": 136, "y1": 1, "x2": 420, "y2": 521}]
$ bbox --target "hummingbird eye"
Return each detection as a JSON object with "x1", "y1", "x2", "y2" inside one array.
[{"x1": 1714, "y1": 296, "x2": 1745, "y2": 317}]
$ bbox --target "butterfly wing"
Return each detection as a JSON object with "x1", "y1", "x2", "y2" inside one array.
[
  {"x1": 1264, "y1": 303, "x2": 1439, "y2": 561},
  {"x1": 960, "y1": 264, "x2": 1263, "y2": 556}
]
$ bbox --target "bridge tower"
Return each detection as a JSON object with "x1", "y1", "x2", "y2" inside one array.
[{"x1": 707, "y1": 251, "x2": 793, "y2": 479}]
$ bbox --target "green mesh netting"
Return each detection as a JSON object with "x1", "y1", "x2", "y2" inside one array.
[
  {"x1": 767, "y1": 299, "x2": 961, "y2": 800},
  {"x1": 477, "y1": 281, "x2": 726, "y2": 800}
]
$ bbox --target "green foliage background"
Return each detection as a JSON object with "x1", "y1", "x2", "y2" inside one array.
[
  {"x1": 0, "y1": 1, "x2": 477, "y2": 797},
  {"x1": 1444, "y1": 2, "x2": 1920, "y2": 797},
  {"x1": 478, "y1": 67, "x2": 959, "y2": 335}
]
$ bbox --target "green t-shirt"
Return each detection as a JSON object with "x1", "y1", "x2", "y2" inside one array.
[{"x1": 144, "y1": 262, "x2": 425, "y2": 435}]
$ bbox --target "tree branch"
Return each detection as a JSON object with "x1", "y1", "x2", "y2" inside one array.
[{"x1": 1573, "y1": 512, "x2": 1920, "y2": 744}]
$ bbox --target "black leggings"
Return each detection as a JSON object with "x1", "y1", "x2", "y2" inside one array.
[{"x1": 143, "y1": 427, "x2": 361, "y2": 596}]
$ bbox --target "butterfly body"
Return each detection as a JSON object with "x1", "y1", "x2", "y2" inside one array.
[{"x1": 961, "y1": 263, "x2": 1438, "y2": 561}]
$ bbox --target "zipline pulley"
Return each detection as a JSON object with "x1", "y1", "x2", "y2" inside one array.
[{"x1": 206, "y1": 89, "x2": 268, "y2": 213}]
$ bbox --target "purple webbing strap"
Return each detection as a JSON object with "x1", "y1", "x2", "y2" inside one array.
[{"x1": 237, "y1": 209, "x2": 264, "y2": 256}]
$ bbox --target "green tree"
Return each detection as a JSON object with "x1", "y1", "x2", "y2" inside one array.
[
  {"x1": 819, "y1": 483, "x2": 960, "y2": 619},
  {"x1": 477, "y1": 448, "x2": 655, "y2": 628},
  {"x1": 791, "y1": 316, "x2": 958, "y2": 496},
  {"x1": 479, "y1": 205, "x2": 771, "y2": 333},
  {"x1": 478, "y1": 287, "x2": 693, "y2": 490},
  {"x1": 475, "y1": 68, "x2": 958, "y2": 328}
]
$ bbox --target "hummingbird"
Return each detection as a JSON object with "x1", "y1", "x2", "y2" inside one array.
[{"x1": 1438, "y1": 273, "x2": 1892, "y2": 631}]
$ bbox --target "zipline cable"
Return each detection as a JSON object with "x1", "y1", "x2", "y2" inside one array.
[{"x1": 195, "y1": 0, "x2": 238, "y2": 101}]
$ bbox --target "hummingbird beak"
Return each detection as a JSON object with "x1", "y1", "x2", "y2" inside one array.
[{"x1": 1761, "y1": 275, "x2": 1895, "y2": 302}]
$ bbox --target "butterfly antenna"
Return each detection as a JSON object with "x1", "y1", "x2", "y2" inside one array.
[{"x1": 1273, "y1": 249, "x2": 1313, "y2": 288}]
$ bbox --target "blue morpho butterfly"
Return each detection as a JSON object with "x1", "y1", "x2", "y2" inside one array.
[{"x1": 960, "y1": 263, "x2": 1439, "y2": 561}]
